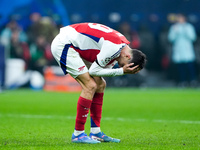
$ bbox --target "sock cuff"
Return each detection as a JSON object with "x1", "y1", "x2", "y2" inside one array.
[
  {"x1": 92, "y1": 93, "x2": 104, "y2": 104},
  {"x1": 94, "y1": 93, "x2": 104, "y2": 98},
  {"x1": 78, "y1": 96, "x2": 92, "y2": 108}
]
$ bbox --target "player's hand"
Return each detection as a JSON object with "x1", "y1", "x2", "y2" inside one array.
[{"x1": 123, "y1": 63, "x2": 141, "y2": 74}]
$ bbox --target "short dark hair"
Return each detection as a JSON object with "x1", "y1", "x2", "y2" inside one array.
[{"x1": 131, "y1": 49, "x2": 147, "y2": 69}]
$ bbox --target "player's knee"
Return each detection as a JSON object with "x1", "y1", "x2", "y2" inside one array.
[
  {"x1": 99, "y1": 79, "x2": 106, "y2": 90},
  {"x1": 89, "y1": 80, "x2": 98, "y2": 92},
  {"x1": 84, "y1": 79, "x2": 97, "y2": 94},
  {"x1": 96, "y1": 79, "x2": 106, "y2": 92}
]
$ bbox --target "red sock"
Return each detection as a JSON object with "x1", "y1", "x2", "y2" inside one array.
[
  {"x1": 90, "y1": 93, "x2": 104, "y2": 127},
  {"x1": 75, "y1": 96, "x2": 92, "y2": 131}
]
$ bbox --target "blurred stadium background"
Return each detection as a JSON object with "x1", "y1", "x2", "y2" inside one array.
[{"x1": 0, "y1": 0, "x2": 200, "y2": 91}]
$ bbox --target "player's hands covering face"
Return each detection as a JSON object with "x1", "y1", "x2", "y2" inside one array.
[{"x1": 123, "y1": 63, "x2": 141, "y2": 74}]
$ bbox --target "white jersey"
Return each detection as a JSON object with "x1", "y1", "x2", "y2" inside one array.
[
  {"x1": 51, "y1": 23, "x2": 130, "y2": 77},
  {"x1": 59, "y1": 23, "x2": 130, "y2": 67}
]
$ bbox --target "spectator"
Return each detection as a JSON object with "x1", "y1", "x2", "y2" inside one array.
[
  {"x1": 0, "y1": 20, "x2": 27, "y2": 57},
  {"x1": 138, "y1": 24, "x2": 156, "y2": 70},
  {"x1": 168, "y1": 14, "x2": 197, "y2": 87},
  {"x1": 118, "y1": 22, "x2": 140, "y2": 49},
  {"x1": 115, "y1": 22, "x2": 144, "y2": 87},
  {"x1": 26, "y1": 12, "x2": 42, "y2": 44},
  {"x1": 39, "y1": 17, "x2": 58, "y2": 43},
  {"x1": 159, "y1": 25, "x2": 171, "y2": 71},
  {"x1": 10, "y1": 29, "x2": 30, "y2": 68},
  {"x1": 27, "y1": 13, "x2": 58, "y2": 44},
  {"x1": 29, "y1": 35, "x2": 54, "y2": 74},
  {"x1": 27, "y1": 15, "x2": 58, "y2": 73}
]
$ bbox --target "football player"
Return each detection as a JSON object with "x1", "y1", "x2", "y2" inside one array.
[{"x1": 51, "y1": 23, "x2": 146, "y2": 143}]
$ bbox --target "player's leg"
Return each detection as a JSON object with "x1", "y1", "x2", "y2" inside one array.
[
  {"x1": 51, "y1": 39, "x2": 100, "y2": 143},
  {"x1": 71, "y1": 73, "x2": 100, "y2": 143},
  {"x1": 90, "y1": 77, "x2": 106, "y2": 132},
  {"x1": 80, "y1": 60, "x2": 106, "y2": 132},
  {"x1": 74, "y1": 72, "x2": 97, "y2": 134},
  {"x1": 89, "y1": 77, "x2": 120, "y2": 143}
]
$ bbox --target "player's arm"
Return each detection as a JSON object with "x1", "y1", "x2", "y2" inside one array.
[
  {"x1": 89, "y1": 61, "x2": 123, "y2": 77},
  {"x1": 89, "y1": 61, "x2": 140, "y2": 77},
  {"x1": 89, "y1": 41, "x2": 140, "y2": 76},
  {"x1": 89, "y1": 42, "x2": 124, "y2": 77}
]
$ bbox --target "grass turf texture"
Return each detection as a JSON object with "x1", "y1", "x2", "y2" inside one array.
[{"x1": 0, "y1": 88, "x2": 200, "y2": 150}]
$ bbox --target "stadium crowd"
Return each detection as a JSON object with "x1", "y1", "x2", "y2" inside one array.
[
  {"x1": 0, "y1": 13, "x2": 58, "y2": 74},
  {"x1": 0, "y1": 12, "x2": 200, "y2": 89}
]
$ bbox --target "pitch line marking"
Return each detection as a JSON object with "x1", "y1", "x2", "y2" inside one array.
[{"x1": 0, "y1": 113, "x2": 200, "y2": 124}]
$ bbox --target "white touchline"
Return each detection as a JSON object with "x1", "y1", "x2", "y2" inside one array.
[{"x1": 0, "y1": 113, "x2": 200, "y2": 124}]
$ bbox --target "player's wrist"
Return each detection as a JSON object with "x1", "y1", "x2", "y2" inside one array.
[{"x1": 120, "y1": 67, "x2": 125, "y2": 75}]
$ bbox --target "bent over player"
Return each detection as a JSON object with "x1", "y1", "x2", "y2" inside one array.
[{"x1": 51, "y1": 23, "x2": 146, "y2": 144}]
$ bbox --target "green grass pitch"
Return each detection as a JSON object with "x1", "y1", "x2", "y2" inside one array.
[{"x1": 0, "y1": 88, "x2": 200, "y2": 149}]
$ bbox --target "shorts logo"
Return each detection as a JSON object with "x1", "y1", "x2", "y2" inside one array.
[{"x1": 78, "y1": 66, "x2": 85, "y2": 72}]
